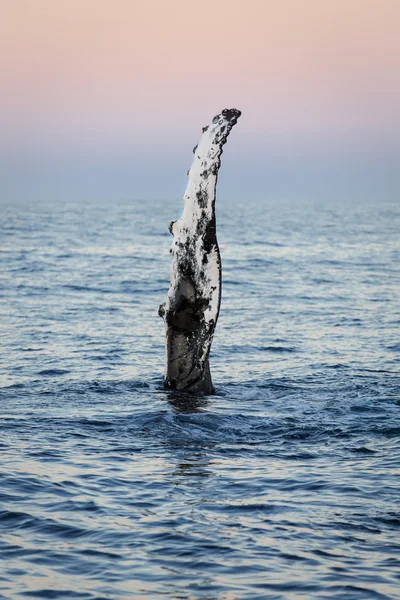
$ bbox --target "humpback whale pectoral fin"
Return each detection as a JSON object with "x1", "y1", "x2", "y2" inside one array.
[{"x1": 160, "y1": 108, "x2": 241, "y2": 395}]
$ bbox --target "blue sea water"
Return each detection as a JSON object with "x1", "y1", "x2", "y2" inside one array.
[{"x1": 0, "y1": 194, "x2": 399, "y2": 599}]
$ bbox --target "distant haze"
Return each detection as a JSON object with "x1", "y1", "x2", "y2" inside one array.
[{"x1": 1, "y1": 0, "x2": 399, "y2": 202}]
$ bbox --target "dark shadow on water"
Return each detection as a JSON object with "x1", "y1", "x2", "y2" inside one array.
[
  {"x1": 171, "y1": 454, "x2": 214, "y2": 479},
  {"x1": 165, "y1": 390, "x2": 211, "y2": 414}
]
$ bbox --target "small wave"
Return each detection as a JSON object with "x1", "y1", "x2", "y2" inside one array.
[
  {"x1": 387, "y1": 343, "x2": 400, "y2": 352},
  {"x1": 258, "y1": 345, "x2": 297, "y2": 353},
  {"x1": 37, "y1": 369, "x2": 71, "y2": 376},
  {"x1": 61, "y1": 284, "x2": 117, "y2": 294}
]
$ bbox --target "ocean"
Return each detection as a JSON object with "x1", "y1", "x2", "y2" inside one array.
[{"x1": 1, "y1": 194, "x2": 399, "y2": 599}]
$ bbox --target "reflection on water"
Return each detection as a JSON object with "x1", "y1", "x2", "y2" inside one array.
[
  {"x1": 172, "y1": 458, "x2": 214, "y2": 479},
  {"x1": 168, "y1": 393, "x2": 210, "y2": 414}
]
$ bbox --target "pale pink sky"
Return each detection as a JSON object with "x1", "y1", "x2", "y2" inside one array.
[
  {"x1": 1, "y1": 1, "x2": 399, "y2": 202},
  {"x1": 1, "y1": 0, "x2": 400, "y2": 151}
]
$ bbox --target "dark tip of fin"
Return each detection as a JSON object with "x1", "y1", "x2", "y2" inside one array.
[{"x1": 222, "y1": 108, "x2": 242, "y2": 121}]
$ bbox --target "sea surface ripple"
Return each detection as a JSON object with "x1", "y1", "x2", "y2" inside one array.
[{"x1": 0, "y1": 196, "x2": 399, "y2": 599}]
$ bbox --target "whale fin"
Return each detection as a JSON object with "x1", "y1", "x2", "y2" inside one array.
[{"x1": 160, "y1": 108, "x2": 241, "y2": 394}]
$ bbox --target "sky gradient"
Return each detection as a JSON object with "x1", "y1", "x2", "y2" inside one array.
[{"x1": 1, "y1": 0, "x2": 399, "y2": 201}]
